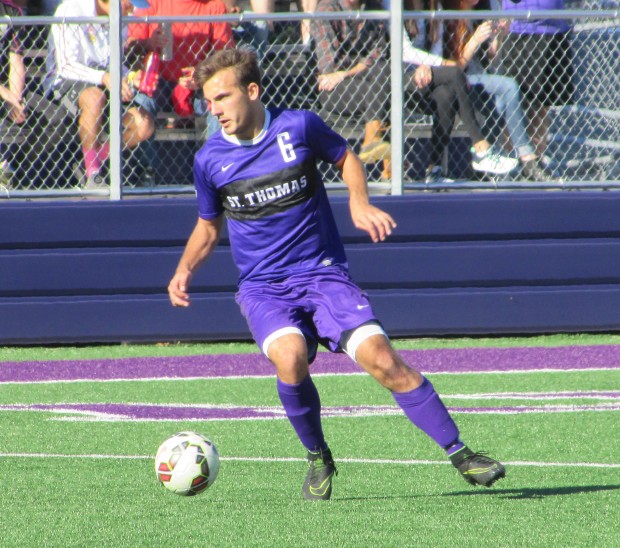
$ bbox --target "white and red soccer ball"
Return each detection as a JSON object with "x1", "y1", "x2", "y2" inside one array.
[{"x1": 155, "y1": 431, "x2": 220, "y2": 496}]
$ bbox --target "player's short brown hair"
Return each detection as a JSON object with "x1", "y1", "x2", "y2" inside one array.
[{"x1": 195, "y1": 48, "x2": 262, "y2": 94}]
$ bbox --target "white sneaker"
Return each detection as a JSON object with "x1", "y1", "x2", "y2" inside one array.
[
  {"x1": 0, "y1": 160, "x2": 14, "y2": 190},
  {"x1": 82, "y1": 172, "x2": 109, "y2": 191},
  {"x1": 471, "y1": 147, "x2": 519, "y2": 175},
  {"x1": 424, "y1": 166, "x2": 455, "y2": 184}
]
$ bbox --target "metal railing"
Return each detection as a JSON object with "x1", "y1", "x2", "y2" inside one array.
[{"x1": 0, "y1": 6, "x2": 618, "y2": 200}]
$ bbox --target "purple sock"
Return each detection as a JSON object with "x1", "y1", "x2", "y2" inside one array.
[
  {"x1": 392, "y1": 377, "x2": 464, "y2": 455},
  {"x1": 277, "y1": 375, "x2": 327, "y2": 452}
]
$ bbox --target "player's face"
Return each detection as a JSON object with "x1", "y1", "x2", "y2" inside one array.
[{"x1": 202, "y1": 68, "x2": 261, "y2": 140}]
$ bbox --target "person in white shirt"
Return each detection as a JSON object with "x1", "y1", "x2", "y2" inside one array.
[
  {"x1": 398, "y1": 0, "x2": 518, "y2": 181},
  {"x1": 418, "y1": 0, "x2": 555, "y2": 181},
  {"x1": 44, "y1": 0, "x2": 155, "y2": 190}
]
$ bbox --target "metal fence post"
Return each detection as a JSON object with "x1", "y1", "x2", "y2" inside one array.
[
  {"x1": 390, "y1": 4, "x2": 404, "y2": 196},
  {"x1": 108, "y1": 0, "x2": 123, "y2": 200}
]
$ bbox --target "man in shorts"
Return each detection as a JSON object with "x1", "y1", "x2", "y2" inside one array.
[
  {"x1": 500, "y1": 0, "x2": 574, "y2": 158},
  {"x1": 44, "y1": 0, "x2": 156, "y2": 190},
  {"x1": 167, "y1": 48, "x2": 506, "y2": 501}
]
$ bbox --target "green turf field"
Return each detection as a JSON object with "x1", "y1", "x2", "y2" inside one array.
[{"x1": 0, "y1": 336, "x2": 618, "y2": 547}]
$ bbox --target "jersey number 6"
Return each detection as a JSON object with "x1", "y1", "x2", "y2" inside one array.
[{"x1": 277, "y1": 132, "x2": 297, "y2": 163}]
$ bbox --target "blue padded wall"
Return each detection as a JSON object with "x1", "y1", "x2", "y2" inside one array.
[{"x1": 2, "y1": 192, "x2": 620, "y2": 344}]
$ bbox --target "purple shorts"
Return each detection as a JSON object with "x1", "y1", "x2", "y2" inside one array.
[{"x1": 236, "y1": 267, "x2": 379, "y2": 361}]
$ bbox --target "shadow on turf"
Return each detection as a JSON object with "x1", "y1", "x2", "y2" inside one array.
[{"x1": 442, "y1": 485, "x2": 620, "y2": 500}]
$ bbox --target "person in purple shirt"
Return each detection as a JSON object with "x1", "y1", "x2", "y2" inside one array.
[
  {"x1": 500, "y1": 0, "x2": 574, "y2": 158},
  {"x1": 167, "y1": 48, "x2": 506, "y2": 501}
]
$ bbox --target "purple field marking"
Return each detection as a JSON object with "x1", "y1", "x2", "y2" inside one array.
[{"x1": 1, "y1": 345, "x2": 619, "y2": 383}]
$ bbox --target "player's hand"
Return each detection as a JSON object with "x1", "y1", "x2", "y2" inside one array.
[
  {"x1": 168, "y1": 270, "x2": 193, "y2": 307},
  {"x1": 350, "y1": 201, "x2": 397, "y2": 243},
  {"x1": 413, "y1": 65, "x2": 432, "y2": 90}
]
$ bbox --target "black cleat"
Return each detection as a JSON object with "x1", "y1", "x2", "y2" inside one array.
[
  {"x1": 450, "y1": 447, "x2": 506, "y2": 488},
  {"x1": 302, "y1": 448, "x2": 337, "y2": 500}
]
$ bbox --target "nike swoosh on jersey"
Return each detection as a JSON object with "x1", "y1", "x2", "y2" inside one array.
[{"x1": 222, "y1": 163, "x2": 234, "y2": 171}]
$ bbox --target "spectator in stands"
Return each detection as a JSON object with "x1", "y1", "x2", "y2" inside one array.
[
  {"x1": 311, "y1": 0, "x2": 392, "y2": 179},
  {"x1": 43, "y1": 0, "x2": 156, "y2": 190},
  {"x1": 126, "y1": 0, "x2": 235, "y2": 179},
  {"x1": 398, "y1": 0, "x2": 518, "y2": 181},
  {"x1": 437, "y1": 0, "x2": 556, "y2": 181},
  {"x1": 500, "y1": 0, "x2": 573, "y2": 159},
  {"x1": 221, "y1": 0, "x2": 269, "y2": 58},
  {"x1": 0, "y1": 0, "x2": 27, "y2": 189},
  {"x1": 299, "y1": 0, "x2": 318, "y2": 47},
  {"x1": 247, "y1": 0, "x2": 318, "y2": 49},
  {"x1": 127, "y1": 0, "x2": 234, "y2": 129},
  {"x1": 315, "y1": 0, "x2": 518, "y2": 182},
  {"x1": 403, "y1": 44, "x2": 519, "y2": 180}
]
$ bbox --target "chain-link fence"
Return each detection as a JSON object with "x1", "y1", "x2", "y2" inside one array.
[
  {"x1": 400, "y1": 7, "x2": 620, "y2": 189},
  {"x1": 0, "y1": 7, "x2": 619, "y2": 199}
]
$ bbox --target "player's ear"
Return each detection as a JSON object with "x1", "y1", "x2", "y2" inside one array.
[{"x1": 247, "y1": 82, "x2": 260, "y2": 101}]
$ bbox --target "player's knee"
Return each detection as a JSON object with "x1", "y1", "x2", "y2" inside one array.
[
  {"x1": 362, "y1": 342, "x2": 422, "y2": 391},
  {"x1": 272, "y1": 353, "x2": 309, "y2": 384},
  {"x1": 360, "y1": 343, "x2": 399, "y2": 380},
  {"x1": 266, "y1": 334, "x2": 309, "y2": 382},
  {"x1": 373, "y1": 347, "x2": 402, "y2": 377}
]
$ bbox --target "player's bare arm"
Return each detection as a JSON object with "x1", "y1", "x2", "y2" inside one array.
[
  {"x1": 168, "y1": 216, "x2": 222, "y2": 307},
  {"x1": 336, "y1": 149, "x2": 397, "y2": 243}
]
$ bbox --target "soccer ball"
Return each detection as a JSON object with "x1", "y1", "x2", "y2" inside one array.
[{"x1": 155, "y1": 431, "x2": 220, "y2": 496}]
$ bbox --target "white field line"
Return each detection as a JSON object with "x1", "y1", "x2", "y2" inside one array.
[
  {"x1": 0, "y1": 452, "x2": 618, "y2": 469},
  {"x1": 445, "y1": 390, "x2": 619, "y2": 400},
  {"x1": 0, "y1": 367, "x2": 618, "y2": 385}
]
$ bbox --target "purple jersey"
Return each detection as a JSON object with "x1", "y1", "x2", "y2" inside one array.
[{"x1": 194, "y1": 108, "x2": 349, "y2": 285}]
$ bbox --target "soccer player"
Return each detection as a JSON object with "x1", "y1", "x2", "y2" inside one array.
[{"x1": 167, "y1": 48, "x2": 506, "y2": 501}]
